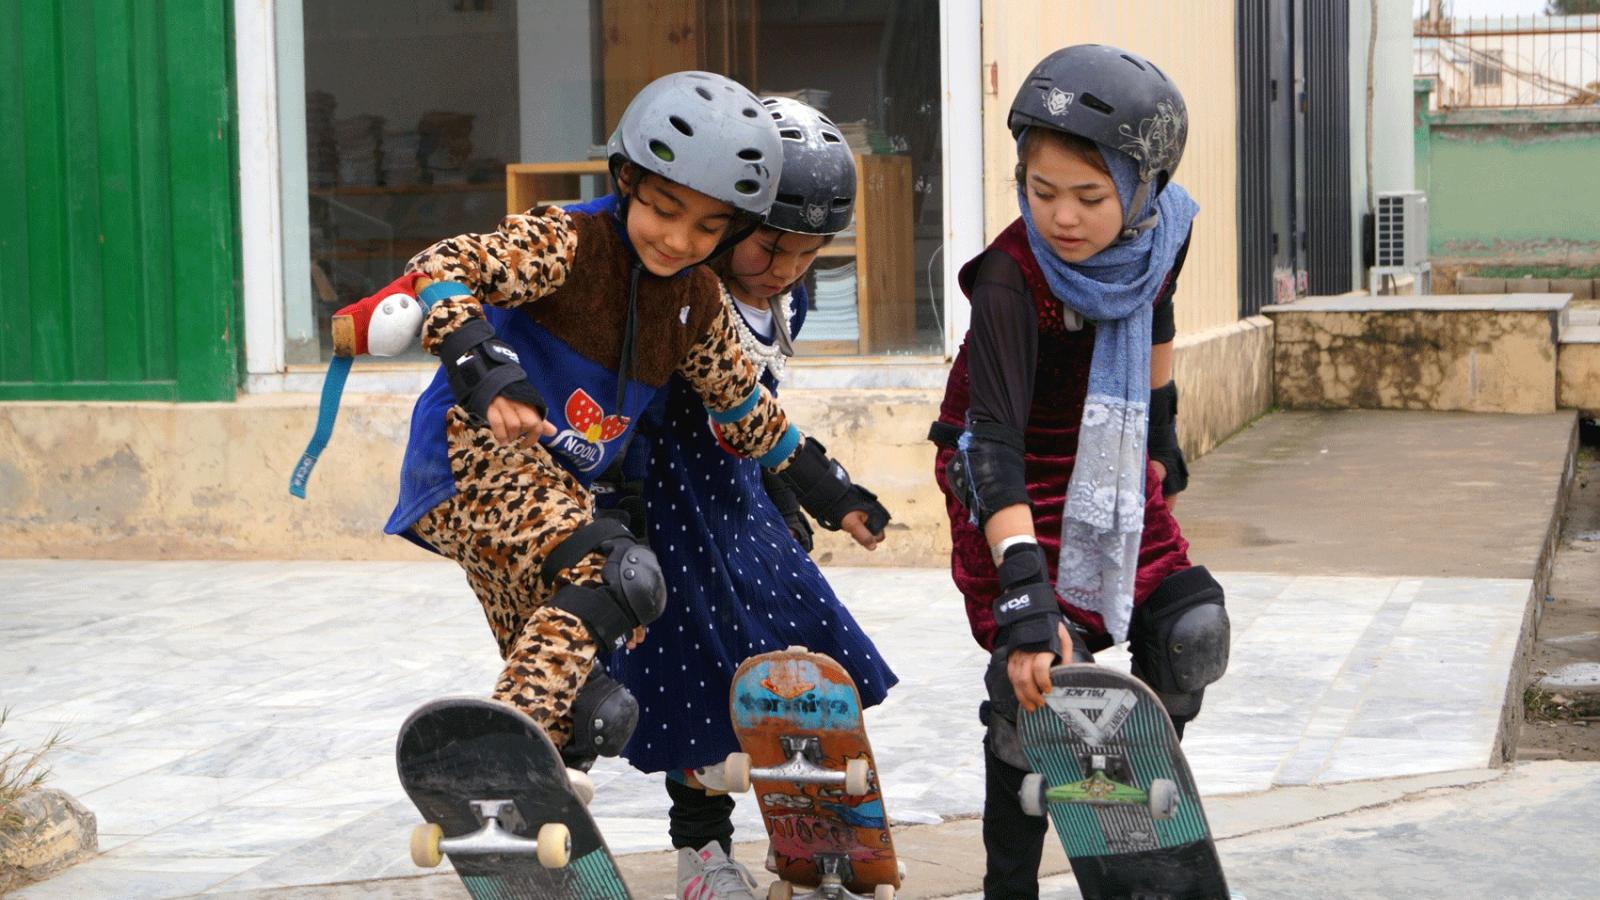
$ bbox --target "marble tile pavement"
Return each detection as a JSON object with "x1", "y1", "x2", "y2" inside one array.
[{"x1": 0, "y1": 561, "x2": 1530, "y2": 898}]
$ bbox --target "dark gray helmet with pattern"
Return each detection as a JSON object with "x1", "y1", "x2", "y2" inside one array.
[
  {"x1": 760, "y1": 97, "x2": 856, "y2": 235},
  {"x1": 606, "y1": 71, "x2": 783, "y2": 216},
  {"x1": 1009, "y1": 44, "x2": 1187, "y2": 237}
]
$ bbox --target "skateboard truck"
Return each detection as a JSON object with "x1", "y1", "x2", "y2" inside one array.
[
  {"x1": 721, "y1": 735, "x2": 873, "y2": 795},
  {"x1": 768, "y1": 853, "x2": 898, "y2": 900},
  {"x1": 1018, "y1": 753, "x2": 1180, "y2": 820},
  {"x1": 409, "y1": 798, "x2": 572, "y2": 869}
]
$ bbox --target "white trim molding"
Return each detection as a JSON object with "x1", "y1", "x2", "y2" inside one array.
[{"x1": 939, "y1": 0, "x2": 984, "y2": 359}]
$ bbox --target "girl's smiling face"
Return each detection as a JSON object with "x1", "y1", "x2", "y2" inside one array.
[
  {"x1": 724, "y1": 226, "x2": 827, "y2": 302},
  {"x1": 622, "y1": 171, "x2": 738, "y2": 276},
  {"x1": 1020, "y1": 134, "x2": 1124, "y2": 263}
]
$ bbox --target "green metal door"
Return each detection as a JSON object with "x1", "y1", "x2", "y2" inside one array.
[{"x1": 0, "y1": 0, "x2": 239, "y2": 401}]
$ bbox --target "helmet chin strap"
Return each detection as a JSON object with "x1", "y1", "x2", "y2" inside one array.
[{"x1": 1117, "y1": 179, "x2": 1161, "y2": 244}]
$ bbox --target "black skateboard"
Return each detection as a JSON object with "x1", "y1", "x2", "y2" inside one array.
[
  {"x1": 397, "y1": 696, "x2": 631, "y2": 899},
  {"x1": 1016, "y1": 666, "x2": 1229, "y2": 900}
]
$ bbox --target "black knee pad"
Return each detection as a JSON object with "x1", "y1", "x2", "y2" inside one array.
[
  {"x1": 1130, "y1": 566, "x2": 1229, "y2": 709},
  {"x1": 561, "y1": 670, "x2": 639, "y2": 771},
  {"x1": 545, "y1": 520, "x2": 667, "y2": 652}
]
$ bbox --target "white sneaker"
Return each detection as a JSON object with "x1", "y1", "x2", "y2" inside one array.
[{"x1": 676, "y1": 842, "x2": 758, "y2": 900}]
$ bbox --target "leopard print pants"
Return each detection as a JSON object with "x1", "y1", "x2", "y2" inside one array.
[{"x1": 412, "y1": 408, "x2": 607, "y2": 748}]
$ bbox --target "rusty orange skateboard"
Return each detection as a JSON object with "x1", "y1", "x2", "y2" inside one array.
[{"x1": 720, "y1": 647, "x2": 902, "y2": 900}]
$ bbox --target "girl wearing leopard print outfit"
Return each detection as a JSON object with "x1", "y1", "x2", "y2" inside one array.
[
  {"x1": 329, "y1": 72, "x2": 890, "y2": 780},
  {"x1": 600, "y1": 98, "x2": 898, "y2": 895}
]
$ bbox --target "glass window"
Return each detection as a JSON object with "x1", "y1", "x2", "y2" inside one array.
[{"x1": 283, "y1": 0, "x2": 943, "y2": 363}]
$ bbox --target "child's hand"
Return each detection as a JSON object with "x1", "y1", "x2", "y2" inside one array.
[
  {"x1": 1152, "y1": 460, "x2": 1177, "y2": 510},
  {"x1": 486, "y1": 396, "x2": 557, "y2": 446},
  {"x1": 1008, "y1": 623, "x2": 1085, "y2": 712},
  {"x1": 841, "y1": 510, "x2": 883, "y2": 551},
  {"x1": 624, "y1": 626, "x2": 646, "y2": 650}
]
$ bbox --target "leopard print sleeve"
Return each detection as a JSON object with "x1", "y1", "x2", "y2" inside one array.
[
  {"x1": 677, "y1": 302, "x2": 801, "y2": 471},
  {"x1": 405, "y1": 205, "x2": 579, "y2": 353}
]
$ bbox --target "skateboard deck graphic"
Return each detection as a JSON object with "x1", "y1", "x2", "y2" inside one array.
[
  {"x1": 1016, "y1": 666, "x2": 1229, "y2": 900},
  {"x1": 396, "y1": 697, "x2": 631, "y2": 900},
  {"x1": 727, "y1": 647, "x2": 901, "y2": 899}
]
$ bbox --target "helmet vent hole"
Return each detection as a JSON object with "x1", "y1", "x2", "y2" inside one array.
[
  {"x1": 735, "y1": 179, "x2": 760, "y2": 195},
  {"x1": 778, "y1": 128, "x2": 803, "y2": 141},
  {"x1": 776, "y1": 192, "x2": 805, "y2": 207},
  {"x1": 818, "y1": 114, "x2": 837, "y2": 127},
  {"x1": 648, "y1": 140, "x2": 676, "y2": 162},
  {"x1": 762, "y1": 97, "x2": 779, "y2": 106},
  {"x1": 737, "y1": 147, "x2": 764, "y2": 161},
  {"x1": 820, "y1": 131, "x2": 842, "y2": 144},
  {"x1": 771, "y1": 110, "x2": 784, "y2": 120},
  {"x1": 831, "y1": 198, "x2": 851, "y2": 210},
  {"x1": 1081, "y1": 93, "x2": 1116, "y2": 115},
  {"x1": 1149, "y1": 62, "x2": 1169, "y2": 82},
  {"x1": 742, "y1": 107, "x2": 759, "y2": 118},
  {"x1": 1120, "y1": 54, "x2": 1147, "y2": 71},
  {"x1": 669, "y1": 116, "x2": 694, "y2": 137},
  {"x1": 695, "y1": 86, "x2": 714, "y2": 101}
]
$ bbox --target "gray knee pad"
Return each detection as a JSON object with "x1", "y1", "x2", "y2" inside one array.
[
  {"x1": 1130, "y1": 566, "x2": 1229, "y2": 717},
  {"x1": 545, "y1": 520, "x2": 667, "y2": 652},
  {"x1": 562, "y1": 670, "x2": 639, "y2": 771}
]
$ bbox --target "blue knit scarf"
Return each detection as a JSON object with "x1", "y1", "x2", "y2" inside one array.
[{"x1": 1016, "y1": 135, "x2": 1198, "y2": 642}]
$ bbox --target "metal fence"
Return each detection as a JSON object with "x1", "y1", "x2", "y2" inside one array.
[{"x1": 1414, "y1": 8, "x2": 1600, "y2": 109}]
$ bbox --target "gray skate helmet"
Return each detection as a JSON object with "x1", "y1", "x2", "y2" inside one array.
[
  {"x1": 607, "y1": 71, "x2": 783, "y2": 216},
  {"x1": 1009, "y1": 44, "x2": 1188, "y2": 239},
  {"x1": 761, "y1": 97, "x2": 856, "y2": 235}
]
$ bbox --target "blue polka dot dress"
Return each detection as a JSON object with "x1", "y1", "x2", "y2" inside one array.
[{"x1": 604, "y1": 288, "x2": 899, "y2": 774}]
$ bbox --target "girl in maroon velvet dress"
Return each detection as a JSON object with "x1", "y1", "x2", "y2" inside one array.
[{"x1": 929, "y1": 45, "x2": 1232, "y2": 897}]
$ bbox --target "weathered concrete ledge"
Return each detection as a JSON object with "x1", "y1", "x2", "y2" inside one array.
[
  {"x1": 0, "y1": 321, "x2": 1272, "y2": 564},
  {"x1": 1558, "y1": 313, "x2": 1600, "y2": 414},
  {"x1": 1264, "y1": 293, "x2": 1568, "y2": 413}
]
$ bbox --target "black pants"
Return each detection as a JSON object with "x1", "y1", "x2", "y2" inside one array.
[
  {"x1": 667, "y1": 775, "x2": 737, "y2": 855},
  {"x1": 982, "y1": 709, "x2": 1192, "y2": 898}
]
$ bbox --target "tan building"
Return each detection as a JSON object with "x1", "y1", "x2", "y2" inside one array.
[{"x1": 2, "y1": 0, "x2": 1416, "y2": 565}]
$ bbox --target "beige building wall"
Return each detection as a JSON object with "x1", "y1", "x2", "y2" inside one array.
[{"x1": 981, "y1": 0, "x2": 1241, "y2": 336}]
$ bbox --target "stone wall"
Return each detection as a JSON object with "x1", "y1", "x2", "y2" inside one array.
[{"x1": 0, "y1": 320, "x2": 1275, "y2": 565}]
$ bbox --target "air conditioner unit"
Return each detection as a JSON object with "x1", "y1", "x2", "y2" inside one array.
[{"x1": 1375, "y1": 190, "x2": 1428, "y2": 269}]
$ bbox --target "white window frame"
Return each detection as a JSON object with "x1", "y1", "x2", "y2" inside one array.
[{"x1": 237, "y1": 0, "x2": 984, "y2": 391}]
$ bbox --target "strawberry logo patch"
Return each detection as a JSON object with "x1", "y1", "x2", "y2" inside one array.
[{"x1": 549, "y1": 388, "x2": 629, "y2": 472}]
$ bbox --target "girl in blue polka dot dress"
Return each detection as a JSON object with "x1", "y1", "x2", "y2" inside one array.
[{"x1": 605, "y1": 97, "x2": 899, "y2": 892}]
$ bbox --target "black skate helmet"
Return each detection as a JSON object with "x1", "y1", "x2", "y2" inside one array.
[
  {"x1": 1009, "y1": 44, "x2": 1188, "y2": 239},
  {"x1": 760, "y1": 97, "x2": 856, "y2": 236},
  {"x1": 607, "y1": 71, "x2": 783, "y2": 216}
]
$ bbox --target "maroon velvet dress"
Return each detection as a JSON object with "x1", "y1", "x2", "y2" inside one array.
[{"x1": 934, "y1": 218, "x2": 1191, "y2": 653}]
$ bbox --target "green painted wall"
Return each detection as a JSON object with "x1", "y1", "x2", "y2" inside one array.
[
  {"x1": 1414, "y1": 93, "x2": 1600, "y2": 263},
  {"x1": 0, "y1": 0, "x2": 240, "y2": 402}
]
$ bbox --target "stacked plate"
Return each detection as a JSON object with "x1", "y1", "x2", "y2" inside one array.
[{"x1": 803, "y1": 261, "x2": 860, "y2": 342}]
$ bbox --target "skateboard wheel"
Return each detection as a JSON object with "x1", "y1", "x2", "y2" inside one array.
[
  {"x1": 409, "y1": 823, "x2": 444, "y2": 868},
  {"x1": 765, "y1": 847, "x2": 779, "y2": 873},
  {"x1": 536, "y1": 822, "x2": 571, "y2": 867},
  {"x1": 723, "y1": 752, "x2": 753, "y2": 793},
  {"x1": 844, "y1": 758, "x2": 871, "y2": 796},
  {"x1": 567, "y1": 768, "x2": 596, "y2": 806},
  {"x1": 1148, "y1": 779, "x2": 1179, "y2": 820},
  {"x1": 1019, "y1": 773, "x2": 1048, "y2": 817},
  {"x1": 874, "y1": 885, "x2": 896, "y2": 900},
  {"x1": 897, "y1": 861, "x2": 907, "y2": 881},
  {"x1": 767, "y1": 881, "x2": 794, "y2": 900}
]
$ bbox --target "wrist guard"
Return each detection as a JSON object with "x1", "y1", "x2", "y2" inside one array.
[
  {"x1": 774, "y1": 436, "x2": 890, "y2": 534},
  {"x1": 437, "y1": 318, "x2": 547, "y2": 422}
]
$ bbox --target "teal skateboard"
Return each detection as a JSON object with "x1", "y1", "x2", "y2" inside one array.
[
  {"x1": 1017, "y1": 666, "x2": 1229, "y2": 900},
  {"x1": 397, "y1": 697, "x2": 631, "y2": 899}
]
